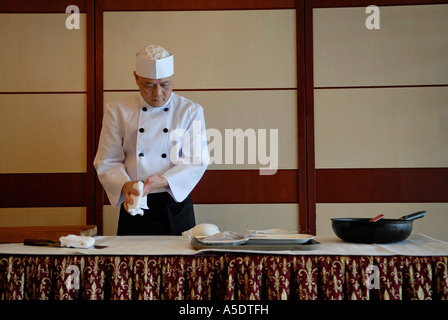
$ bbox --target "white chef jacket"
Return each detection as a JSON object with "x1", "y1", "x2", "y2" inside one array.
[{"x1": 94, "y1": 92, "x2": 209, "y2": 207}]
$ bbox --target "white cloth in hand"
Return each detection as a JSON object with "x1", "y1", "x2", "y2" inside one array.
[
  {"x1": 128, "y1": 181, "x2": 148, "y2": 216},
  {"x1": 60, "y1": 235, "x2": 95, "y2": 248}
]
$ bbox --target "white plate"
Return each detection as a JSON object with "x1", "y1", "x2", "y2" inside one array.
[
  {"x1": 247, "y1": 229, "x2": 298, "y2": 234},
  {"x1": 247, "y1": 234, "x2": 314, "y2": 245},
  {"x1": 196, "y1": 236, "x2": 249, "y2": 246}
]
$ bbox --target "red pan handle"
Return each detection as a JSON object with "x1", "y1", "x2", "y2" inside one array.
[{"x1": 369, "y1": 214, "x2": 384, "y2": 223}]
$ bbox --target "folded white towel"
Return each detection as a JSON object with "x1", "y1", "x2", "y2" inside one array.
[
  {"x1": 128, "y1": 181, "x2": 148, "y2": 216},
  {"x1": 60, "y1": 234, "x2": 95, "y2": 248}
]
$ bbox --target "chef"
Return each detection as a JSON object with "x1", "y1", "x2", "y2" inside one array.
[{"x1": 94, "y1": 44, "x2": 209, "y2": 235}]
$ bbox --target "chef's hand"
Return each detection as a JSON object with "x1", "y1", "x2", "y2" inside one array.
[
  {"x1": 121, "y1": 181, "x2": 140, "y2": 213},
  {"x1": 143, "y1": 175, "x2": 169, "y2": 196}
]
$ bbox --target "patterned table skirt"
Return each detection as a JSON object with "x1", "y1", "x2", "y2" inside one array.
[{"x1": 1, "y1": 254, "x2": 447, "y2": 300}]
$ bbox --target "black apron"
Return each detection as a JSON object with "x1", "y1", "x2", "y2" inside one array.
[{"x1": 117, "y1": 192, "x2": 195, "y2": 235}]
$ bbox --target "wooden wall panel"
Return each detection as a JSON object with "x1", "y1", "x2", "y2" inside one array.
[
  {"x1": 191, "y1": 170, "x2": 298, "y2": 204},
  {"x1": 310, "y1": 1, "x2": 448, "y2": 240},
  {"x1": 103, "y1": 0, "x2": 296, "y2": 11},
  {"x1": 0, "y1": 14, "x2": 87, "y2": 92},
  {"x1": 314, "y1": 87, "x2": 448, "y2": 169},
  {"x1": 0, "y1": 173, "x2": 86, "y2": 207},
  {"x1": 103, "y1": 10, "x2": 296, "y2": 90},
  {"x1": 313, "y1": 5, "x2": 448, "y2": 87},
  {"x1": 0, "y1": 0, "x2": 87, "y2": 13},
  {"x1": 316, "y1": 168, "x2": 448, "y2": 203},
  {"x1": 0, "y1": 94, "x2": 87, "y2": 173},
  {"x1": 0, "y1": 1, "x2": 93, "y2": 229},
  {"x1": 0, "y1": 207, "x2": 86, "y2": 227}
]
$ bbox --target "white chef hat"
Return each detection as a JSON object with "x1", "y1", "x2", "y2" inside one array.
[{"x1": 135, "y1": 44, "x2": 174, "y2": 79}]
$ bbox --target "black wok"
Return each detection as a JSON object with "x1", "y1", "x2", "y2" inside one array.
[{"x1": 331, "y1": 211, "x2": 426, "y2": 244}]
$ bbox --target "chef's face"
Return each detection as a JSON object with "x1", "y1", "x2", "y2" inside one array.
[{"x1": 134, "y1": 71, "x2": 174, "y2": 107}]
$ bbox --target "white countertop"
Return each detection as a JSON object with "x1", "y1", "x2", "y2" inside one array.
[{"x1": 1, "y1": 233, "x2": 447, "y2": 256}]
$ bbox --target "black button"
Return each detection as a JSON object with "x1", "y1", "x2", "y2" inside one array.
[
  {"x1": 164, "y1": 107, "x2": 169, "y2": 112},
  {"x1": 139, "y1": 153, "x2": 144, "y2": 157},
  {"x1": 161, "y1": 153, "x2": 167, "y2": 158},
  {"x1": 142, "y1": 107, "x2": 147, "y2": 111},
  {"x1": 139, "y1": 128, "x2": 145, "y2": 133},
  {"x1": 163, "y1": 128, "x2": 168, "y2": 133}
]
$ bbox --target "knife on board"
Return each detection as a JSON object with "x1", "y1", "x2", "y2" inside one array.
[{"x1": 23, "y1": 238, "x2": 108, "y2": 249}]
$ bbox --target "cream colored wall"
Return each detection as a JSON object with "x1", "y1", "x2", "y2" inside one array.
[
  {"x1": 102, "y1": 10, "x2": 298, "y2": 235},
  {"x1": 0, "y1": 94, "x2": 87, "y2": 173},
  {"x1": 315, "y1": 87, "x2": 448, "y2": 169},
  {"x1": 313, "y1": 5, "x2": 448, "y2": 240},
  {"x1": 103, "y1": 10, "x2": 296, "y2": 90},
  {"x1": 313, "y1": 5, "x2": 448, "y2": 87},
  {"x1": 0, "y1": 14, "x2": 86, "y2": 92},
  {"x1": 0, "y1": 14, "x2": 87, "y2": 226}
]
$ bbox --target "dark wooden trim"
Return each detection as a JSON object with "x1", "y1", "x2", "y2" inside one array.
[
  {"x1": 316, "y1": 168, "x2": 448, "y2": 203},
  {"x1": 0, "y1": 0, "x2": 87, "y2": 13},
  {"x1": 315, "y1": 84, "x2": 448, "y2": 90},
  {"x1": 296, "y1": 0, "x2": 309, "y2": 234},
  {"x1": 105, "y1": 88, "x2": 297, "y2": 92},
  {"x1": 102, "y1": 170, "x2": 299, "y2": 205},
  {"x1": 311, "y1": 0, "x2": 448, "y2": 8},
  {"x1": 0, "y1": 225, "x2": 97, "y2": 243},
  {"x1": 0, "y1": 92, "x2": 87, "y2": 95},
  {"x1": 0, "y1": 173, "x2": 87, "y2": 207},
  {"x1": 94, "y1": 0, "x2": 105, "y2": 234},
  {"x1": 302, "y1": 0, "x2": 317, "y2": 234},
  {"x1": 85, "y1": 0, "x2": 97, "y2": 229},
  {"x1": 103, "y1": 0, "x2": 296, "y2": 11},
  {"x1": 191, "y1": 170, "x2": 299, "y2": 204}
]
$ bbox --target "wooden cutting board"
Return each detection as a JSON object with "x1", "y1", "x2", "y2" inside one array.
[{"x1": 0, "y1": 225, "x2": 97, "y2": 243}]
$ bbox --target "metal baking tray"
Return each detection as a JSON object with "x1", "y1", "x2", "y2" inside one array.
[{"x1": 190, "y1": 237, "x2": 320, "y2": 251}]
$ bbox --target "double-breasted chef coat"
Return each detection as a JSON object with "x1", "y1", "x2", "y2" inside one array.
[{"x1": 94, "y1": 92, "x2": 209, "y2": 234}]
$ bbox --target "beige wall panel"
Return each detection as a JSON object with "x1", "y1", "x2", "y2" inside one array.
[
  {"x1": 0, "y1": 207, "x2": 86, "y2": 227},
  {"x1": 0, "y1": 94, "x2": 87, "y2": 173},
  {"x1": 313, "y1": 5, "x2": 448, "y2": 87},
  {"x1": 195, "y1": 204, "x2": 299, "y2": 234},
  {"x1": 104, "y1": 10, "x2": 296, "y2": 90},
  {"x1": 102, "y1": 204, "x2": 298, "y2": 236},
  {"x1": 314, "y1": 87, "x2": 448, "y2": 168},
  {"x1": 104, "y1": 90, "x2": 298, "y2": 170},
  {"x1": 0, "y1": 14, "x2": 86, "y2": 92},
  {"x1": 316, "y1": 203, "x2": 448, "y2": 241},
  {"x1": 102, "y1": 205, "x2": 120, "y2": 236}
]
